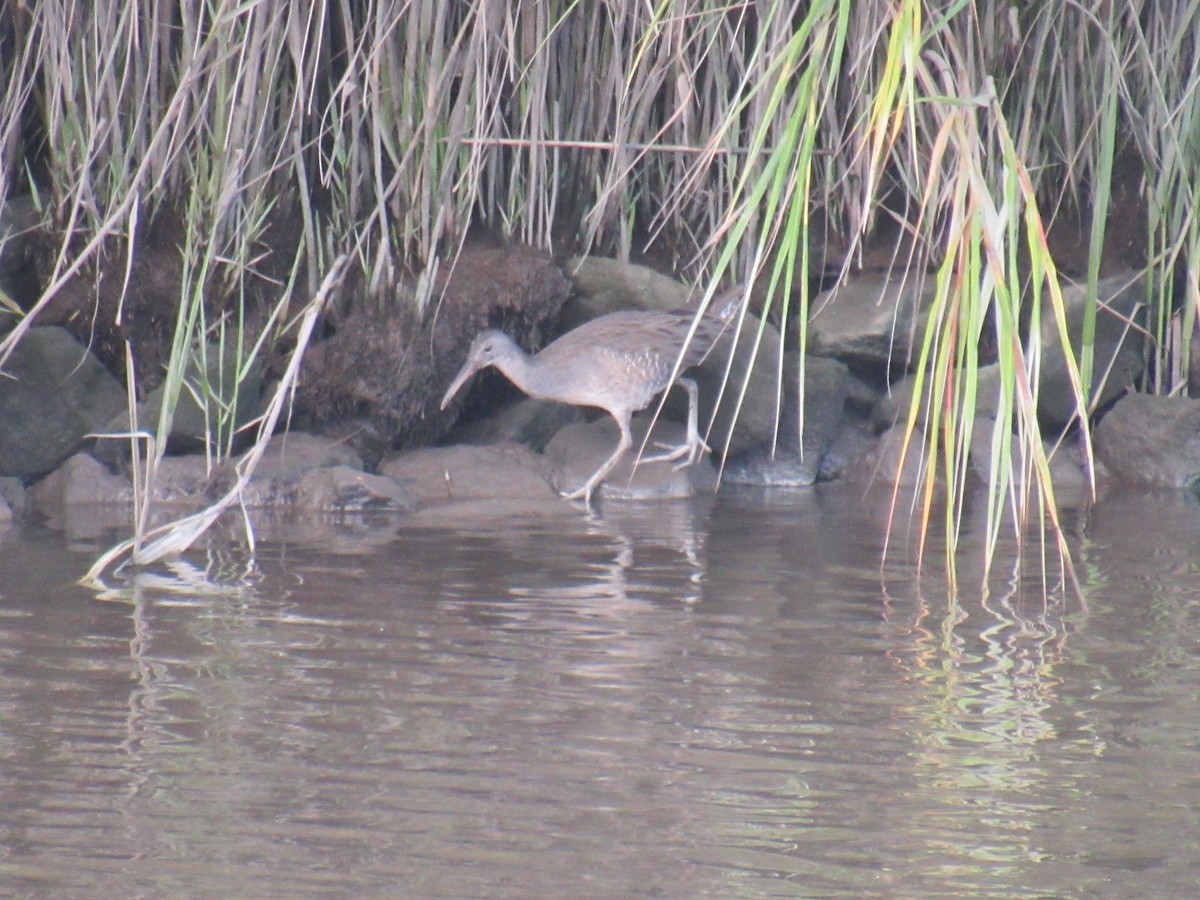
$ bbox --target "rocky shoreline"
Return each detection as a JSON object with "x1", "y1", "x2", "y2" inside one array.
[{"x1": 0, "y1": 218, "x2": 1196, "y2": 531}]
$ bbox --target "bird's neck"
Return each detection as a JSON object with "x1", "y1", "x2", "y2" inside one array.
[{"x1": 493, "y1": 346, "x2": 541, "y2": 398}]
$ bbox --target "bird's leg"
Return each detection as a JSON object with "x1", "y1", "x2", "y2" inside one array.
[
  {"x1": 560, "y1": 413, "x2": 633, "y2": 505},
  {"x1": 644, "y1": 378, "x2": 710, "y2": 467}
]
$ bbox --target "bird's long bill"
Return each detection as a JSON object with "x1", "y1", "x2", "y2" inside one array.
[{"x1": 440, "y1": 357, "x2": 481, "y2": 410}]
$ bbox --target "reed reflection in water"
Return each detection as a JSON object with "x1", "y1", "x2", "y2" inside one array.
[{"x1": 0, "y1": 484, "x2": 1198, "y2": 896}]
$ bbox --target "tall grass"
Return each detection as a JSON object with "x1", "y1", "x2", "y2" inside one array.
[{"x1": 1, "y1": 1, "x2": 1197, "y2": 585}]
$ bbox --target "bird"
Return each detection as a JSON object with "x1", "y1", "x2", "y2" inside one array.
[{"x1": 440, "y1": 285, "x2": 745, "y2": 505}]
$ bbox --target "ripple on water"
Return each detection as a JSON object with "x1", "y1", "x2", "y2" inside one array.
[{"x1": 1, "y1": 487, "x2": 1200, "y2": 895}]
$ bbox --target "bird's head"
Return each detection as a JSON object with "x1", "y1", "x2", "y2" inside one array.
[{"x1": 439, "y1": 329, "x2": 522, "y2": 410}]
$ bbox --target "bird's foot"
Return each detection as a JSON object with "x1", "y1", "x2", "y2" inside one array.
[
  {"x1": 646, "y1": 435, "x2": 711, "y2": 469},
  {"x1": 560, "y1": 480, "x2": 598, "y2": 507}
]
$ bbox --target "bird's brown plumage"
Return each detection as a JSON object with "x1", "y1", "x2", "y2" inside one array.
[{"x1": 440, "y1": 285, "x2": 745, "y2": 504}]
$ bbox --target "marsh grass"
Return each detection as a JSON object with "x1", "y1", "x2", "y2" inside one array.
[{"x1": 0, "y1": 1, "x2": 1197, "y2": 586}]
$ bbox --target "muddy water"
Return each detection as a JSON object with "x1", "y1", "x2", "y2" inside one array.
[{"x1": 1, "y1": 484, "x2": 1199, "y2": 897}]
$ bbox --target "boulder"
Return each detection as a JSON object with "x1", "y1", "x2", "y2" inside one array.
[
  {"x1": 0, "y1": 194, "x2": 41, "y2": 308},
  {"x1": 1037, "y1": 271, "x2": 1147, "y2": 429},
  {"x1": 688, "y1": 310, "x2": 786, "y2": 457},
  {"x1": 380, "y1": 442, "x2": 559, "y2": 504},
  {"x1": 1095, "y1": 393, "x2": 1200, "y2": 488},
  {"x1": 808, "y1": 274, "x2": 937, "y2": 374},
  {"x1": 721, "y1": 355, "x2": 853, "y2": 486},
  {"x1": 445, "y1": 396, "x2": 584, "y2": 453},
  {"x1": 968, "y1": 415, "x2": 1094, "y2": 500},
  {"x1": 248, "y1": 431, "x2": 362, "y2": 483},
  {"x1": 875, "y1": 364, "x2": 1003, "y2": 432},
  {"x1": 237, "y1": 432, "x2": 414, "y2": 510},
  {"x1": 562, "y1": 257, "x2": 692, "y2": 329},
  {"x1": 841, "y1": 425, "x2": 929, "y2": 487},
  {"x1": 28, "y1": 453, "x2": 133, "y2": 514},
  {"x1": 116, "y1": 337, "x2": 264, "y2": 453},
  {"x1": 545, "y1": 417, "x2": 718, "y2": 500},
  {"x1": 290, "y1": 466, "x2": 416, "y2": 512},
  {"x1": 0, "y1": 477, "x2": 24, "y2": 519},
  {"x1": 0, "y1": 327, "x2": 126, "y2": 480}
]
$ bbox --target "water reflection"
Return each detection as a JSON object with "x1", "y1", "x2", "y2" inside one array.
[{"x1": 2, "y1": 486, "x2": 1200, "y2": 895}]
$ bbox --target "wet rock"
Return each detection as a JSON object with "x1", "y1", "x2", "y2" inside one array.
[
  {"x1": 841, "y1": 426, "x2": 928, "y2": 487},
  {"x1": 249, "y1": 432, "x2": 362, "y2": 483},
  {"x1": 689, "y1": 310, "x2": 785, "y2": 457},
  {"x1": 545, "y1": 417, "x2": 718, "y2": 500},
  {"x1": 1095, "y1": 393, "x2": 1200, "y2": 488},
  {"x1": 968, "y1": 415, "x2": 1094, "y2": 499},
  {"x1": 145, "y1": 454, "x2": 220, "y2": 505},
  {"x1": 723, "y1": 450, "x2": 818, "y2": 487},
  {"x1": 720, "y1": 355, "x2": 853, "y2": 486},
  {"x1": 380, "y1": 442, "x2": 558, "y2": 504},
  {"x1": 28, "y1": 453, "x2": 133, "y2": 514},
  {"x1": 140, "y1": 432, "x2": 412, "y2": 510},
  {"x1": 790, "y1": 355, "x2": 853, "y2": 454},
  {"x1": 0, "y1": 327, "x2": 126, "y2": 480},
  {"x1": 1037, "y1": 271, "x2": 1147, "y2": 429},
  {"x1": 808, "y1": 275, "x2": 936, "y2": 375},
  {"x1": 237, "y1": 433, "x2": 414, "y2": 509},
  {"x1": 34, "y1": 431, "x2": 411, "y2": 513},
  {"x1": 816, "y1": 421, "x2": 878, "y2": 482},
  {"x1": 291, "y1": 466, "x2": 417, "y2": 512}
]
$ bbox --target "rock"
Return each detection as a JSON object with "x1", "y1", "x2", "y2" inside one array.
[
  {"x1": 238, "y1": 432, "x2": 413, "y2": 509},
  {"x1": 142, "y1": 454, "x2": 212, "y2": 504},
  {"x1": 1095, "y1": 393, "x2": 1200, "y2": 488},
  {"x1": 119, "y1": 337, "x2": 264, "y2": 453},
  {"x1": 545, "y1": 417, "x2": 718, "y2": 500},
  {"x1": 0, "y1": 492, "x2": 10, "y2": 524},
  {"x1": 969, "y1": 416, "x2": 1093, "y2": 498},
  {"x1": 789, "y1": 355, "x2": 853, "y2": 455},
  {"x1": 249, "y1": 432, "x2": 363, "y2": 483},
  {"x1": 808, "y1": 275, "x2": 937, "y2": 375},
  {"x1": 875, "y1": 364, "x2": 1003, "y2": 432},
  {"x1": 0, "y1": 477, "x2": 24, "y2": 519},
  {"x1": 562, "y1": 257, "x2": 692, "y2": 329},
  {"x1": 303, "y1": 244, "x2": 571, "y2": 449},
  {"x1": 292, "y1": 466, "x2": 417, "y2": 512},
  {"x1": 719, "y1": 355, "x2": 853, "y2": 486},
  {"x1": 1037, "y1": 271, "x2": 1147, "y2": 429},
  {"x1": 137, "y1": 432, "x2": 412, "y2": 510},
  {"x1": 723, "y1": 449, "x2": 818, "y2": 487},
  {"x1": 35, "y1": 432, "x2": 408, "y2": 512},
  {"x1": 0, "y1": 194, "x2": 41, "y2": 308},
  {"x1": 445, "y1": 396, "x2": 584, "y2": 452},
  {"x1": 380, "y1": 442, "x2": 558, "y2": 504},
  {"x1": 0, "y1": 327, "x2": 126, "y2": 480},
  {"x1": 688, "y1": 310, "x2": 785, "y2": 456},
  {"x1": 817, "y1": 421, "x2": 879, "y2": 482},
  {"x1": 841, "y1": 426, "x2": 928, "y2": 487},
  {"x1": 28, "y1": 453, "x2": 133, "y2": 514}
]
